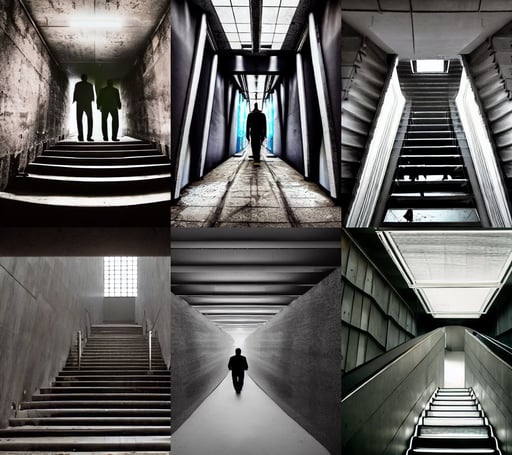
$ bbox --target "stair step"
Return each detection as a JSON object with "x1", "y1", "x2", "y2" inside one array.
[
  {"x1": 0, "y1": 437, "x2": 171, "y2": 451},
  {"x1": 27, "y1": 163, "x2": 171, "y2": 178},
  {"x1": 411, "y1": 436, "x2": 496, "y2": 449},
  {"x1": 21, "y1": 401, "x2": 171, "y2": 409},
  {"x1": 9, "y1": 413, "x2": 171, "y2": 427},
  {"x1": 0, "y1": 426, "x2": 170, "y2": 436},
  {"x1": 418, "y1": 426, "x2": 489, "y2": 437},
  {"x1": 40, "y1": 387, "x2": 170, "y2": 393},
  {"x1": 32, "y1": 393, "x2": 169, "y2": 401},
  {"x1": 422, "y1": 417, "x2": 485, "y2": 426},
  {"x1": 14, "y1": 409, "x2": 170, "y2": 418},
  {"x1": 427, "y1": 411, "x2": 482, "y2": 418}
]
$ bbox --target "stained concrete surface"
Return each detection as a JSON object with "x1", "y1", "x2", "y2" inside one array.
[
  {"x1": 171, "y1": 374, "x2": 329, "y2": 455},
  {"x1": 171, "y1": 153, "x2": 341, "y2": 228}
]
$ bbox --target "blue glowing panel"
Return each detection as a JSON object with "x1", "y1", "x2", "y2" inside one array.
[
  {"x1": 264, "y1": 93, "x2": 275, "y2": 153},
  {"x1": 236, "y1": 92, "x2": 249, "y2": 153}
]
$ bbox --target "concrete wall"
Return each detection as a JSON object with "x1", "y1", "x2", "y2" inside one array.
[
  {"x1": 244, "y1": 268, "x2": 341, "y2": 455},
  {"x1": 0, "y1": 1, "x2": 69, "y2": 189},
  {"x1": 135, "y1": 257, "x2": 170, "y2": 368},
  {"x1": 103, "y1": 297, "x2": 135, "y2": 323},
  {"x1": 171, "y1": 292, "x2": 232, "y2": 432},
  {"x1": 342, "y1": 329, "x2": 444, "y2": 455},
  {"x1": 342, "y1": 233, "x2": 417, "y2": 374},
  {"x1": 122, "y1": 9, "x2": 170, "y2": 156},
  {"x1": 0, "y1": 257, "x2": 103, "y2": 427},
  {"x1": 465, "y1": 330, "x2": 512, "y2": 455}
]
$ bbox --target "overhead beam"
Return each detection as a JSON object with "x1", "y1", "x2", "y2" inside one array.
[
  {"x1": 171, "y1": 284, "x2": 313, "y2": 295},
  {"x1": 250, "y1": 0, "x2": 262, "y2": 53},
  {"x1": 182, "y1": 295, "x2": 298, "y2": 305}
]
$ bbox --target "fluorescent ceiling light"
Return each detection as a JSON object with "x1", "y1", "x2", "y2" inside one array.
[
  {"x1": 377, "y1": 231, "x2": 512, "y2": 318},
  {"x1": 416, "y1": 59, "x2": 445, "y2": 73}
]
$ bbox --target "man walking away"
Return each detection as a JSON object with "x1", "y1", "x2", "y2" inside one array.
[
  {"x1": 246, "y1": 103, "x2": 267, "y2": 166},
  {"x1": 73, "y1": 74, "x2": 95, "y2": 141},
  {"x1": 228, "y1": 348, "x2": 249, "y2": 394},
  {"x1": 97, "y1": 80, "x2": 122, "y2": 141}
]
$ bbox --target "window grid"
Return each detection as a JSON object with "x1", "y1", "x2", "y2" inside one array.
[{"x1": 104, "y1": 257, "x2": 138, "y2": 297}]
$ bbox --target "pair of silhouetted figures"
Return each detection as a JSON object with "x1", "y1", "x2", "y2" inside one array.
[
  {"x1": 246, "y1": 103, "x2": 267, "y2": 166},
  {"x1": 73, "y1": 74, "x2": 122, "y2": 142},
  {"x1": 228, "y1": 348, "x2": 248, "y2": 394}
]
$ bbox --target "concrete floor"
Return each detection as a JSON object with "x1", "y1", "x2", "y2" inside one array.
[
  {"x1": 172, "y1": 374, "x2": 329, "y2": 455},
  {"x1": 171, "y1": 153, "x2": 341, "y2": 228}
]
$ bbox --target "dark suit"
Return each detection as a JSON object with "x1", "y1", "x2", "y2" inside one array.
[
  {"x1": 97, "y1": 86, "x2": 122, "y2": 140},
  {"x1": 246, "y1": 109, "x2": 267, "y2": 163},
  {"x1": 228, "y1": 354, "x2": 248, "y2": 393},
  {"x1": 73, "y1": 80, "x2": 95, "y2": 140}
]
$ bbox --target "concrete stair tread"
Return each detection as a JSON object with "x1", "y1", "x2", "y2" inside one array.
[{"x1": 24, "y1": 173, "x2": 171, "y2": 183}]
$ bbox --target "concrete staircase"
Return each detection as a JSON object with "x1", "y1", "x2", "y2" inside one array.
[
  {"x1": 383, "y1": 59, "x2": 480, "y2": 224},
  {"x1": 0, "y1": 324, "x2": 170, "y2": 453},
  {"x1": 13, "y1": 140, "x2": 171, "y2": 197},
  {"x1": 406, "y1": 388, "x2": 502, "y2": 455}
]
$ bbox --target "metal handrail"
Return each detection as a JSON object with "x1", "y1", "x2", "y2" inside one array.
[
  {"x1": 77, "y1": 330, "x2": 82, "y2": 369},
  {"x1": 148, "y1": 330, "x2": 152, "y2": 371}
]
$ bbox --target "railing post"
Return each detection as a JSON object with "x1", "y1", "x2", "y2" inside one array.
[
  {"x1": 77, "y1": 331, "x2": 82, "y2": 370},
  {"x1": 148, "y1": 330, "x2": 152, "y2": 371}
]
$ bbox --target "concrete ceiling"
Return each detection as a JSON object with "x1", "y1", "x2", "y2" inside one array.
[
  {"x1": 171, "y1": 230, "x2": 340, "y2": 339},
  {"x1": 342, "y1": 0, "x2": 512, "y2": 58},
  {"x1": 22, "y1": 0, "x2": 169, "y2": 78}
]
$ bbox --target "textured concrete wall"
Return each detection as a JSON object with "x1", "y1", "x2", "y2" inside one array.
[
  {"x1": 122, "y1": 9, "x2": 170, "y2": 156},
  {"x1": 171, "y1": 292, "x2": 232, "y2": 432},
  {"x1": 244, "y1": 269, "x2": 341, "y2": 455},
  {"x1": 0, "y1": 1, "x2": 69, "y2": 189},
  {"x1": 342, "y1": 233, "x2": 417, "y2": 374},
  {"x1": 0, "y1": 257, "x2": 103, "y2": 427},
  {"x1": 135, "y1": 257, "x2": 170, "y2": 368},
  {"x1": 465, "y1": 330, "x2": 512, "y2": 455},
  {"x1": 103, "y1": 297, "x2": 135, "y2": 323}
]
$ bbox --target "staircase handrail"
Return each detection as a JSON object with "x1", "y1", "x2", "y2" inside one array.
[
  {"x1": 342, "y1": 327, "x2": 444, "y2": 400},
  {"x1": 471, "y1": 330, "x2": 512, "y2": 366}
]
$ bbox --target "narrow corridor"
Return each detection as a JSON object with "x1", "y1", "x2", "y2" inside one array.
[
  {"x1": 172, "y1": 374, "x2": 329, "y2": 455},
  {"x1": 171, "y1": 152, "x2": 341, "y2": 228}
]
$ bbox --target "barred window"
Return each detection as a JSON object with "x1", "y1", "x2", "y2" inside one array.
[{"x1": 104, "y1": 257, "x2": 138, "y2": 297}]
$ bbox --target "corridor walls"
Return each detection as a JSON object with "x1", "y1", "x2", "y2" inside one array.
[
  {"x1": 244, "y1": 268, "x2": 341, "y2": 455},
  {"x1": 0, "y1": 1, "x2": 68, "y2": 190},
  {"x1": 136, "y1": 257, "x2": 171, "y2": 367},
  {"x1": 0, "y1": 257, "x2": 103, "y2": 427},
  {"x1": 171, "y1": 292, "x2": 233, "y2": 431},
  {"x1": 342, "y1": 232, "x2": 417, "y2": 374},
  {"x1": 122, "y1": 8, "x2": 171, "y2": 156}
]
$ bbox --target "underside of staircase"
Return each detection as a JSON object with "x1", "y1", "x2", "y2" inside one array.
[{"x1": 0, "y1": 324, "x2": 170, "y2": 454}]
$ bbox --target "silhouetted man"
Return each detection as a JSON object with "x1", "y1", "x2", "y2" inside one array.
[
  {"x1": 246, "y1": 103, "x2": 267, "y2": 166},
  {"x1": 73, "y1": 74, "x2": 95, "y2": 141},
  {"x1": 228, "y1": 348, "x2": 248, "y2": 394},
  {"x1": 97, "y1": 80, "x2": 122, "y2": 141}
]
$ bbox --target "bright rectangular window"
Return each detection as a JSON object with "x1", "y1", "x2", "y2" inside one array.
[
  {"x1": 104, "y1": 257, "x2": 138, "y2": 297},
  {"x1": 415, "y1": 59, "x2": 446, "y2": 73}
]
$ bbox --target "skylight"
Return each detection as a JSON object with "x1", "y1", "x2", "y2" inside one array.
[
  {"x1": 246, "y1": 74, "x2": 266, "y2": 106},
  {"x1": 377, "y1": 231, "x2": 512, "y2": 318},
  {"x1": 212, "y1": 0, "x2": 300, "y2": 51},
  {"x1": 414, "y1": 59, "x2": 446, "y2": 73},
  {"x1": 261, "y1": 0, "x2": 300, "y2": 50},
  {"x1": 211, "y1": 0, "x2": 251, "y2": 49}
]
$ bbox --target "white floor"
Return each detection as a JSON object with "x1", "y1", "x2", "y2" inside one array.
[{"x1": 171, "y1": 374, "x2": 329, "y2": 455}]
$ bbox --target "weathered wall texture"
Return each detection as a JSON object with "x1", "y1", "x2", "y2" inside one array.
[
  {"x1": 244, "y1": 269, "x2": 341, "y2": 455},
  {"x1": 135, "y1": 257, "x2": 170, "y2": 368},
  {"x1": 342, "y1": 233, "x2": 417, "y2": 374},
  {"x1": 122, "y1": 9, "x2": 170, "y2": 156},
  {"x1": 0, "y1": 1, "x2": 69, "y2": 189},
  {"x1": 171, "y1": 292, "x2": 232, "y2": 432},
  {"x1": 0, "y1": 257, "x2": 103, "y2": 428}
]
